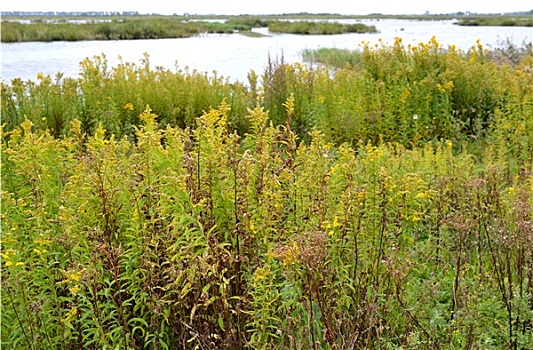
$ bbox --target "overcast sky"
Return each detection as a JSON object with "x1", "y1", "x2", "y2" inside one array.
[{"x1": 2, "y1": 0, "x2": 532, "y2": 15}]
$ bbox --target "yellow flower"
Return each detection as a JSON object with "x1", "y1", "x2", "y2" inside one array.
[
  {"x1": 283, "y1": 242, "x2": 301, "y2": 266},
  {"x1": 401, "y1": 89, "x2": 410, "y2": 102},
  {"x1": 5, "y1": 261, "x2": 13, "y2": 267},
  {"x1": 37, "y1": 72, "x2": 44, "y2": 80},
  {"x1": 123, "y1": 102, "x2": 134, "y2": 111},
  {"x1": 508, "y1": 187, "x2": 515, "y2": 195},
  {"x1": 69, "y1": 285, "x2": 80, "y2": 296},
  {"x1": 249, "y1": 221, "x2": 256, "y2": 235},
  {"x1": 15, "y1": 262, "x2": 25, "y2": 267},
  {"x1": 333, "y1": 216, "x2": 341, "y2": 228},
  {"x1": 253, "y1": 266, "x2": 270, "y2": 282},
  {"x1": 412, "y1": 214, "x2": 421, "y2": 222},
  {"x1": 415, "y1": 192, "x2": 428, "y2": 199},
  {"x1": 61, "y1": 307, "x2": 78, "y2": 323}
]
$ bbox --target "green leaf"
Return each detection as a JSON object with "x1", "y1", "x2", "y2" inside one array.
[{"x1": 217, "y1": 316, "x2": 225, "y2": 331}]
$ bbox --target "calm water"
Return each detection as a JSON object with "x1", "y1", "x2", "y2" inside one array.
[{"x1": 2, "y1": 19, "x2": 532, "y2": 83}]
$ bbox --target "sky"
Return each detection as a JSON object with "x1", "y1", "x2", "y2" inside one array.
[{"x1": 2, "y1": 0, "x2": 532, "y2": 15}]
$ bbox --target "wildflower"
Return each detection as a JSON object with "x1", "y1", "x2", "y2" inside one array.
[
  {"x1": 70, "y1": 119, "x2": 82, "y2": 135},
  {"x1": 401, "y1": 89, "x2": 410, "y2": 102},
  {"x1": 69, "y1": 271, "x2": 82, "y2": 282},
  {"x1": 333, "y1": 216, "x2": 341, "y2": 228},
  {"x1": 15, "y1": 262, "x2": 25, "y2": 267},
  {"x1": 5, "y1": 261, "x2": 13, "y2": 267},
  {"x1": 69, "y1": 285, "x2": 80, "y2": 296},
  {"x1": 508, "y1": 187, "x2": 515, "y2": 195},
  {"x1": 123, "y1": 102, "x2": 134, "y2": 111},
  {"x1": 253, "y1": 266, "x2": 270, "y2": 282},
  {"x1": 412, "y1": 214, "x2": 421, "y2": 222},
  {"x1": 37, "y1": 72, "x2": 44, "y2": 80},
  {"x1": 415, "y1": 192, "x2": 428, "y2": 199},
  {"x1": 412, "y1": 114, "x2": 419, "y2": 120},
  {"x1": 61, "y1": 307, "x2": 78, "y2": 323},
  {"x1": 446, "y1": 140, "x2": 453, "y2": 148},
  {"x1": 249, "y1": 221, "x2": 257, "y2": 235},
  {"x1": 282, "y1": 242, "x2": 300, "y2": 266}
]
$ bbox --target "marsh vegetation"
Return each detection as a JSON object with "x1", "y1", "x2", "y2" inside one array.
[{"x1": 2, "y1": 38, "x2": 533, "y2": 349}]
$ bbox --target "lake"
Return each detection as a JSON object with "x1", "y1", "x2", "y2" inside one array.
[{"x1": 1, "y1": 19, "x2": 532, "y2": 83}]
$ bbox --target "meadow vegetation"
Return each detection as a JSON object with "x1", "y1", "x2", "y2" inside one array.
[{"x1": 2, "y1": 37, "x2": 533, "y2": 349}]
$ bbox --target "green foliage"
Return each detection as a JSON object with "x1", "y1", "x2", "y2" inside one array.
[
  {"x1": 0, "y1": 18, "x2": 251, "y2": 42},
  {"x1": 302, "y1": 47, "x2": 364, "y2": 68},
  {"x1": 457, "y1": 18, "x2": 533, "y2": 27},
  {"x1": 2, "y1": 54, "x2": 251, "y2": 140},
  {"x1": 3, "y1": 101, "x2": 533, "y2": 349},
  {"x1": 267, "y1": 20, "x2": 377, "y2": 35},
  {"x1": 2, "y1": 40, "x2": 533, "y2": 347}
]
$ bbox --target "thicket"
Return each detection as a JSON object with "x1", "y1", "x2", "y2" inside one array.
[{"x1": 2, "y1": 38, "x2": 533, "y2": 349}]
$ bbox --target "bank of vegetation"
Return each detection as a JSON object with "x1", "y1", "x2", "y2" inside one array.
[
  {"x1": 2, "y1": 38, "x2": 532, "y2": 349},
  {"x1": 268, "y1": 21, "x2": 377, "y2": 35},
  {"x1": 456, "y1": 17, "x2": 533, "y2": 27},
  {"x1": 0, "y1": 18, "x2": 251, "y2": 42},
  {"x1": 1, "y1": 16, "x2": 377, "y2": 42}
]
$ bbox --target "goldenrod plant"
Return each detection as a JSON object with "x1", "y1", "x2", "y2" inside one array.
[{"x1": 2, "y1": 38, "x2": 532, "y2": 349}]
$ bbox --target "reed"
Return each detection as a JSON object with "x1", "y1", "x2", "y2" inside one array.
[{"x1": 0, "y1": 18, "x2": 252, "y2": 42}]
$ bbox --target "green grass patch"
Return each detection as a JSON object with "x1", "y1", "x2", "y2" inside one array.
[
  {"x1": 302, "y1": 47, "x2": 364, "y2": 68},
  {"x1": 456, "y1": 17, "x2": 533, "y2": 27},
  {"x1": 0, "y1": 18, "x2": 252, "y2": 42},
  {"x1": 267, "y1": 20, "x2": 378, "y2": 35}
]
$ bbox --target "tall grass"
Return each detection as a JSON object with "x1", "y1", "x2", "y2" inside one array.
[
  {"x1": 0, "y1": 18, "x2": 251, "y2": 42},
  {"x1": 267, "y1": 20, "x2": 377, "y2": 35},
  {"x1": 2, "y1": 38, "x2": 533, "y2": 348}
]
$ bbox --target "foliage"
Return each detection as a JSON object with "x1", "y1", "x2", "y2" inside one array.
[
  {"x1": 456, "y1": 18, "x2": 533, "y2": 27},
  {"x1": 2, "y1": 98, "x2": 532, "y2": 348},
  {"x1": 267, "y1": 20, "x2": 377, "y2": 35},
  {"x1": 0, "y1": 18, "x2": 251, "y2": 42},
  {"x1": 301, "y1": 47, "x2": 364, "y2": 68}
]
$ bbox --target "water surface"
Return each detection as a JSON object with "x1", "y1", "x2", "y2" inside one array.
[{"x1": 2, "y1": 19, "x2": 531, "y2": 83}]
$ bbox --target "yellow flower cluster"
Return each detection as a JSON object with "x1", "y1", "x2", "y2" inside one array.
[
  {"x1": 1, "y1": 249, "x2": 24, "y2": 268},
  {"x1": 61, "y1": 307, "x2": 78, "y2": 323},
  {"x1": 252, "y1": 266, "x2": 271, "y2": 282},
  {"x1": 282, "y1": 242, "x2": 300, "y2": 266},
  {"x1": 436, "y1": 81, "x2": 454, "y2": 93}
]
